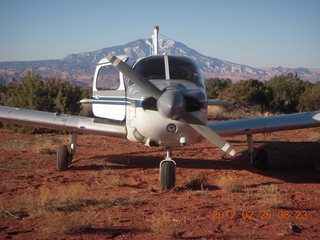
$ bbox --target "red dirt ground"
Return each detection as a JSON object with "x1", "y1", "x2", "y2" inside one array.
[{"x1": 0, "y1": 126, "x2": 320, "y2": 239}]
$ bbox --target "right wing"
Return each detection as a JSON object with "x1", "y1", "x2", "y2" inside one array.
[
  {"x1": 207, "y1": 100, "x2": 230, "y2": 106},
  {"x1": 209, "y1": 111, "x2": 320, "y2": 137},
  {"x1": 0, "y1": 105, "x2": 126, "y2": 138}
]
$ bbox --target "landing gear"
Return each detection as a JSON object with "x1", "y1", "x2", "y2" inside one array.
[
  {"x1": 314, "y1": 158, "x2": 320, "y2": 173},
  {"x1": 56, "y1": 132, "x2": 78, "y2": 171},
  {"x1": 252, "y1": 148, "x2": 269, "y2": 170},
  {"x1": 247, "y1": 134, "x2": 269, "y2": 170},
  {"x1": 57, "y1": 145, "x2": 70, "y2": 171},
  {"x1": 159, "y1": 148, "x2": 176, "y2": 192}
]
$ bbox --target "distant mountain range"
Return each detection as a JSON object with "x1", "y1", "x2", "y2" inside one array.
[{"x1": 1, "y1": 39, "x2": 319, "y2": 85}]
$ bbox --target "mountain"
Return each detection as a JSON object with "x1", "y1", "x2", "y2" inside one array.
[{"x1": 0, "y1": 39, "x2": 319, "y2": 85}]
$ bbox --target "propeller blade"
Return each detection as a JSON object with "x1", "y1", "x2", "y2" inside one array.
[
  {"x1": 106, "y1": 55, "x2": 162, "y2": 99},
  {"x1": 180, "y1": 110, "x2": 236, "y2": 156},
  {"x1": 107, "y1": 55, "x2": 236, "y2": 156},
  {"x1": 190, "y1": 124, "x2": 236, "y2": 156}
]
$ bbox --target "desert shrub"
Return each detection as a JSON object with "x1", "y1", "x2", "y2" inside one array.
[
  {"x1": 298, "y1": 81, "x2": 320, "y2": 111},
  {"x1": 257, "y1": 184, "x2": 282, "y2": 208},
  {"x1": 150, "y1": 212, "x2": 177, "y2": 238},
  {"x1": 42, "y1": 211, "x2": 92, "y2": 235},
  {"x1": 205, "y1": 78, "x2": 232, "y2": 99},
  {"x1": 266, "y1": 73, "x2": 309, "y2": 113},
  {"x1": 185, "y1": 172, "x2": 208, "y2": 189},
  {"x1": 216, "y1": 173, "x2": 245, "y2": 193},
  {"x1": 3, "y1": 72, "x2": 91, "y2": 133},
  {"x1": 222, "y1": 79, "x2": 273, "y2": 112}
]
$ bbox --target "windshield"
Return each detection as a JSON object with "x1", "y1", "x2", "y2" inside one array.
[{"x1": 133, "y1": 56, "x2": 201, "y2": 83}]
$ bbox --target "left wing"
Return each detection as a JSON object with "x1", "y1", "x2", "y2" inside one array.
[
  {"x1": 0, "y1": 105, "x2": 126, "y2": 137},
  {"x1": 209, "y1": 111, "x2": 320, "y2": 137}
]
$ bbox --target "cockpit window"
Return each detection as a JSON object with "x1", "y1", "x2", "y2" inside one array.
[
  {"x1": 168, "y1": 56, "x2": 200, "y2": 82},
  {"x1": 133, "y1": 56, "x2": 201, "y2": 83},
  {"x1": 133, "y1": 57, "x2": 165, "y2": 80}
]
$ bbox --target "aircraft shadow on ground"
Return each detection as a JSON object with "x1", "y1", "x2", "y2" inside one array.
[{"x1": 71, "y1": 141, "x2": 320, "y2": 183}]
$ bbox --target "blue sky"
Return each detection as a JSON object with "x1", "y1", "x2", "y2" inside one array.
[{"x1": 0, "y1": 0, "x2": 319, "y2": 68}]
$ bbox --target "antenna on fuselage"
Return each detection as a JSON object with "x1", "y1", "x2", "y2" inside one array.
[{"x1": 152, "y1": 26, "x2": 159, "y2": 55}]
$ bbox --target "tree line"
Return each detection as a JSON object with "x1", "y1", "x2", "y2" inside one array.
[
  {"x1": 0, "y1": 72, "x2": 90, "y2": 133},
  {"x1": 205, "y1": 73, "x2": 320, "y2": 113},
  {"x1": 1, "y1": 72, "x2": 319, "y2": 132}
]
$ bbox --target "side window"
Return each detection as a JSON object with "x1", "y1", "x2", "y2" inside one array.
[{"x1": 96, "y1": 65, "x2": 120, "y2": 90}]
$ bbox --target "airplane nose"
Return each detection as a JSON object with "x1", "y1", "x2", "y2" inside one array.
[{"x1": 157, "y1": 89, "x2": 185, "y2": 120}]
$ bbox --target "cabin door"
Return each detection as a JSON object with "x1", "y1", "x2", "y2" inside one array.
[{"x1": 92, "y1": 57, "x2": 128, "y2": 121}]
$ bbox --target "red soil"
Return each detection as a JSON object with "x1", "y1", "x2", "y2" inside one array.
[{"x1": 0, "y1": 127, "x2": 319, "y2": 239}]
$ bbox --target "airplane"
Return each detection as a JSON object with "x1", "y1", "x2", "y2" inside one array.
[{"x1": 0, "y1": 26, "x2": 320, "y2": 192}]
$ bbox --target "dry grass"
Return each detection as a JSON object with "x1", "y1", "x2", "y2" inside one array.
[
  {"x1": 113, "y1": 197, "x2": 148, "y2": 207},
  {"x1": 35, "y1": 137, "x2": 65, "y2": 155},
  {"x1": 207, "y1": 105, "x2": 225, "y2": 120},
  {"x1": 0, "y1": 138, "x2": 35, "y2": 150},
  {"x1": 2, "y1": 184, "x2": 88, "y2": 217},
  {"x1": 185, "y1": 172, "x2": 208, "y2": 190},
  {"x1": 216, "y1": 173, "x2": 245, "y2": 193},
  {"x1": 3, "y1": 187, "x2": 53, "y2": 217},
  {"x1": 54, "y1": 184, "x2": 86, "y2": 205},
  {"x1": 242, "y1": 189, "x2": 260, "y2": 201},
  {"x1": 42, "y1": 210, "x2": 93, "y2": 235},
  {"x1": 257, "y1": 184, "x2": 282, "y2": 208},
  {"x1": 150, "y1": 212, "x2": 177, "y2": 238},
  {"x1": 185, "y1": 184, "x2": 208, "y2": 196},
  {"x1": 308, "y1": 130, "x2": 320, "y2": 142},
  {"x1": 0, "y1": 198, "x2": 8, "y2": 217},
  {"x1": 100, "y1": 167, "x2": 125, "y2": 187}
]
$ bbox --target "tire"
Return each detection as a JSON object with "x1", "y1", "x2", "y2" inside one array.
[
  {"x1": 314, "y1": 159, "x2": 320, "y2": 173},
  {"x1": 160, "y1": 161, "x2": 176, "y2": 192},
  {"x1": 57, "y1": 145, "x2": 70, "y2": 171},
  {"x1": 253, "y1": 148, "x2": 269, "y2": 170}
]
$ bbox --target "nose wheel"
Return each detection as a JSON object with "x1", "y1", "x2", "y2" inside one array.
[{"x1": 159, "y1": 148, "x2": 176, "y2": 192}]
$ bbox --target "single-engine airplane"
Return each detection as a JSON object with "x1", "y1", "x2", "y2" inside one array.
[{"x1": 1, "y1": 26, "x2": 320, "y2": 191}]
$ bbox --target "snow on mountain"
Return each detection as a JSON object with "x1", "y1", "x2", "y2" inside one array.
[{"x1": 0, "y1": 39, "x2": 319, "y2": 85}]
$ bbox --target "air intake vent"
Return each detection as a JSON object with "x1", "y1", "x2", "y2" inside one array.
[
  {"x1": 185, "y1": 96, "x2": 201, "y2": 112},
  {"x1": 142, "y1": 97, "x2": 157, "y2": 111}
]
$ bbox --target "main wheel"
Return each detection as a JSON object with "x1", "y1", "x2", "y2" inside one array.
[
  {"x1": 314, "y1": 158, "x2": 320, "y2": 173},
  {"x1": 57, "y1": 145, "x2": 70, "y2": 171},
  {"x1": 160, "y1": 160, "x2": 176, "y2": 192},
  {"x1": 252, "y1": 148, "x2": 269, "y2": 170}
]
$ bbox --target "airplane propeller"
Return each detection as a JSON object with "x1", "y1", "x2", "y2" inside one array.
[{"x1": 106, "y1": 55, "x2": 236, "y2": 156}]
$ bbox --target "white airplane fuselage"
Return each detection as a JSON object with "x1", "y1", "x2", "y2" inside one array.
[{"x1": 92, "y1": 55, "x2": 207, "y2": 147}]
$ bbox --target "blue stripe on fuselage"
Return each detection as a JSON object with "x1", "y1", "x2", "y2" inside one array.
[{"x1": 92, "y1": 97, "x2": 141, "y2": 106}]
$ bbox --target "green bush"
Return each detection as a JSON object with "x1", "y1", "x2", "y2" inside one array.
[
  {"x1": 207, "y1": 73, "x2": 317, "y2": 114},
  {"x1": 205, "y1": 78, "x2": 232, "y2": 99},
  {"x1": 221, "y1": 79, "x2": 273, "y2": 112},
  {"x1": 3, "y1": 72, "x2": 90, "y2": 133},
  {"x1": 266, "y1": 73, "x2": 309, "y2": 113},
  {"x1": 298, "y1": 82, "x2": 320, "y2": 112}
]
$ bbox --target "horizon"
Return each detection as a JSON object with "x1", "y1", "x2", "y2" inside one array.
[
  {"x1": 1, "y1": 37, "x2": 320, "y2": 71},
  {"x1": 0, "y1": 0, "x2": 320, "y2": 69}
]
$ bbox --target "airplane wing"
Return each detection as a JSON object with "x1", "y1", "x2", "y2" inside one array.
[
  {"x1": 209, "y1": 111, "x2": 320, "y2": 137},
  {"x1": 207, "y1": 100, "x2": 230, "y2": 106},
  {"x1": 0, "y1": 105, "x2": 126, "y2": 137}
]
